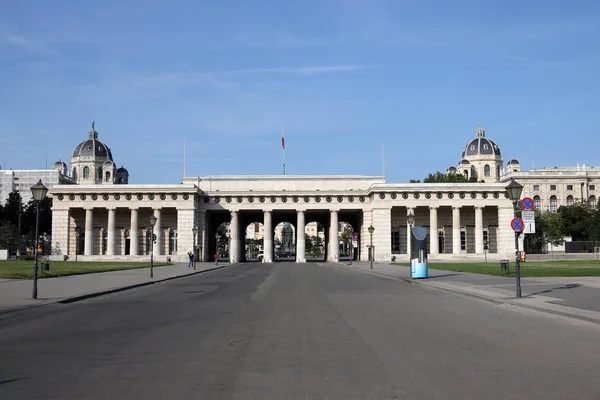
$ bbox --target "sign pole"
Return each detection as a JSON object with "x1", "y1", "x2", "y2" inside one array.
[{"x1": 510, "y1": 216, "x2": 525, "y2": 297}]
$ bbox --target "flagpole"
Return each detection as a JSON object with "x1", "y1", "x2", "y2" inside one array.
[{"x1": 282, "y1": 132, "x2": 286, "y2": 175}]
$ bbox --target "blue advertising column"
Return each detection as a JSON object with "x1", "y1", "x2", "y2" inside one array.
[{"x1": 410, "y1": 227, "x2": 429, "y2": 278}]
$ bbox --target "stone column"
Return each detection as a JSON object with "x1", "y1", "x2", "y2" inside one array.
[
  {"x1": 328, "y1": 210, "x2": 339, "y2": 262},
  {"x1": 475, "y1": 206, "x2": 484, "y2": 254},
  {"x1": 263, "y1": 210, "x2": 273, "y2": 263},
  {"x1": 198, "y1": 210, "x2": 207, "y2": 261},
  {"x1": 130, "y1": 208, "x2": 138, "y2": 256},
  {"x1": 84, "y1": 208, "x2": 94, "y2": 256},
  {"x1": 429, "y1": 206, "x2": 439, "y2": 255},
  {"x1": 229, "y1": 211, "x2": 239, "y2": 263},
  {"x1": 107, "y1": 208, "x2": 116, "y2": 256},
  {"x1": 296, "y1": 210, "x2": 306, "y2": 263},
  {"x1": 153, "y1": 208, "x2": 162, "y2": 256},
  {"x1": 406, "y1": 207, "x2": 414, "y2": 256},
  {"x1": 452, "y1": 206, "x2": 461, "y2": 255}
]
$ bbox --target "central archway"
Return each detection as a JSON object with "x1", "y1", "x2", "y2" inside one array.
[{"x1": 274, "y1": 222, "x2": 296, "y2": 261}]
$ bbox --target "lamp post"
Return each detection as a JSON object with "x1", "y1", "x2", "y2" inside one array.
[
  {"x1": 368, "y1": 225, "x2": 375, "y2": 269},
  {"x1": 74, "y1": 226, "x2": 82, "y2": 262},
  {"x1": 506, "y1": 179, "x2": 524, "y2": 298},
  {"x1": 149, "y1": 215, "x2": 157, "y2": 278},
  {"x1": 192, "y1": 226, "x2": 198, "y2": 270},
  {"x1": 30, "y1": 180, "x2": 48, "y2": 299}
]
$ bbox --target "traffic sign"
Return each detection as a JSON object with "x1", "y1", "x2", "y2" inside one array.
[
  {"x1": 521, "y1": 197, "x2": 534, "y2": 211},
  {"x1": 511, "y1": 218, "x2": 524, "y2": 232},
  {"x1": 521, "y1": 211, "x2": 535, "y2": 222},
  {"x1": 523, "y1": 221, "x2": 536, "y2": 234}
]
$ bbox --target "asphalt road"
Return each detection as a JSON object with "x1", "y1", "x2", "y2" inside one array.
[{"x1": 1, "y1": 263, "x2": 599, "y2": 400}]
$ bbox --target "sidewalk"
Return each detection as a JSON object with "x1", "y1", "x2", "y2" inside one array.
[
  {"x1": 0, "y1": 262, "x2": 228, "y2": 314},
  {"x1": 342, "y1": 262, "x2": 600, "y2": 326}
]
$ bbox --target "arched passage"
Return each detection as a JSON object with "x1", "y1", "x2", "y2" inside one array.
[
  {"x1": 215, "y1": 222, "x2": 230, "y2": 260},
  {"x1": 245, "y1": 222, "x2": 264, "y2": 261},
  {"x1": 274, "y1": 221, "x2": 296, "y2": 261},
  {"x1": 305, "y1": 221, "x2": 325, "y2": 261},
  {"x1": 338, "y1": 221, "x2": 356, "y2": 260}
]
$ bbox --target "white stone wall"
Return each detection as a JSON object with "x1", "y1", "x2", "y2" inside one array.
[
  {"x1": 50, "y1": 209, "x2": 69, "y2": 258},
  {"x1": 176, "y1": 208, "x2": 195, "y2": 259},
  {"x1": 371, "y1": 208, "x2": 392, "y2": 262}
]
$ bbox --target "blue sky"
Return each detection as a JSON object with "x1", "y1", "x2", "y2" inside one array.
[{"x1": 1, "y1": 0, "x2": 599, "y2": 184}]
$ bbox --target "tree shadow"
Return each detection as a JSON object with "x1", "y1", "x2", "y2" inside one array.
[
  {"x1": 425, "y1": 273, "x2": 462, "y2": 279},
  {"x1": 526, "y1": 283, "x2": 582, "y2": 297},
  {"x1": 0, "y1": 377, "x2": 29, "y2": 385}
]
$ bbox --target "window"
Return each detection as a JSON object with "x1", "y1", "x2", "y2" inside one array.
[
  {"x1": 550, "y1": 195, "x2": 558, "y2": 212},
  {"x1": 550, "y1": 185, "x2": 557, "y2": 191},
  {"x1": 533, "y1": 184, "x2": 540, "y2": 191},
  {"x1": 463, "y1": 170, "x2": 469, "y2": 178},
  {"x1": 534, "y1": 195, "x2": 541, "y2": 210},
  {"x1": 72, "y1": 168, "x2": 77, "y2": 180},
  {"x1": 496, "y1": 166, "x2": 500, "y2": 179},
  {"x1": 83, "y1": 166, "x2": 90, "y2": 179},
  {"x1": 391, "y1": 231, "x2": 401, "y2": 253},
  {"x1": 566, "y1": 195, "x2": 574, "y2": 206},
  {"x1": 460, "y1": 230, "x2": 466, "y2": 251},
  {"x1": 567, "y1": 185, "x2": 573, "y2": 191},
  {"x1": 589, "y1": 195, "x2": 597, "y2": 208},
  {"x1": 590, "y1": 185, "x2": 596, "y2": 191},
  {"x1": 484, "y1": 164, "x2": 490, "y2": 177},
  {"x1": 105, "y1": 171, "x2": 111, "y2": 182},
  {"x1": 483, "y1": 230, "x2": 489, "y2": 250}
]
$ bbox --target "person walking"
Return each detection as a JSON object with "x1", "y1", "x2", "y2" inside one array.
[{"x1": 187, "y1": 251, "x2": 194, "y2": 268}]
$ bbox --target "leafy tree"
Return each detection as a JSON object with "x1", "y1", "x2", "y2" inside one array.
[
  {"x1": 558, "y1": 201, "x2": 593, "y2": 241},
  {"x1": 416, "y1": 171, "x2": 482, "y2": 183},
  {"x1": 2, "y1": 190, "x2": 24, "y2": 227},
  {"x1": 24, "y1": 196, "x2": 53, "y2": 237},
  {"x1": 0, "y1": 222, "x2": 20, "y2": 251},
  {"x1": 305, "y1": 233, "x2": 314, "y2": 255},
  {"x1": 542, "y1": 211, "x2": 565, "y2": 247}
]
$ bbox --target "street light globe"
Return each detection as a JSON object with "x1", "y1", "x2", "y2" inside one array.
[
  {"x1": 368, "y1": 225, "x2": 374, "y2": 234},
  {"x1": 149, "y1": 215, "x2": 158, "y2": 227},
  {"x1": 506, "y1": 179, "x2": 524, "y2": 202},
  {"x1": 30, "y1": 179, "x2": 48, "y2": 202},
  {"x1": 407, "y1": 212, "x2": 415, "y2": 227},
  {"x1": 192, "y1": 227, "x2": 198, "y2": 235}
]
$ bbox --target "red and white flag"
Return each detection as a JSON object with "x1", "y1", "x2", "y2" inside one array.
[{"x1": 281, "y1": 133, "x2": 285, "y2": 149}]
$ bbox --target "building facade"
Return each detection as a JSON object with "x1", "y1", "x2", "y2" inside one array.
[{"x1": 49, "y1": 176, "x2": 515, "y2": 263}]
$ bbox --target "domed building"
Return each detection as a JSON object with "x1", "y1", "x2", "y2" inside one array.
[
  {"x1": 70, "y1": 122, "x2": 129, "y2": 185},
  {"x1": 449, "y1": 123, "x2": 504, "y2": 183}
]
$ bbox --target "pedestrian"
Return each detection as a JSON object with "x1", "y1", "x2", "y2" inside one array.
[
  {"x1": 214, "y1": 253, "x2": 218, "y2": 266},
  {"x1": 188, "y1": 251, "x2": 193, "y2": 268}
]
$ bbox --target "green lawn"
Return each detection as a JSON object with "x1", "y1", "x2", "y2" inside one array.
[
  {"x1": 394, "y1": 260, "x2": 600, "y2": 277},
  {"x1": 0, "y1": 260, "x2": 169, "y2": 280}
]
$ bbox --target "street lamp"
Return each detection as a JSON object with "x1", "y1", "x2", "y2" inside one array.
[
  {"x1": 192, "y1": 226, "x2": 198, "y2": 270},
  {"x1": 149, "y1": 215, "x2": 157, "y2": 278},
  {"x1": 368, "y1": 225, "x2": 375, "y2": 269},
  {"x1": 506, "y1": 179, "x2": 524, "y2": 297},
  {"x1": 483, "y1": 239, "x2": 489, "y2": 263},
  {"x1": 30, "y1": 179, "x2": 48, "y2": 299},
  {"x1": 74, "y1": 226, "x2": 82, "y2": 262}
]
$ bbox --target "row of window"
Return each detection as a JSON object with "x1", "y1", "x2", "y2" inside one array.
[
  {"x1": 534, "y1": 195, "x2": 597, "y2": 212},
  {"x1": 533, "y1": 184, "x2": 596, "y2": 191}
]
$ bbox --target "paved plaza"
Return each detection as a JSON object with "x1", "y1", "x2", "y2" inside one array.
[{"x1": 1, "y1": 262, "x2": 599, "y2": 399}]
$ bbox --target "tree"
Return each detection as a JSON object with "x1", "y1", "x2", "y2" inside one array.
[
  {"x1": 416, "y1": 171, "x2": 482, "y2": 183},
  {"x1": 305, "y1": 233, "x2": 314, "y2": 255},
  {"x1": 558, "y1": 201, "x2": 593, "y2": 241},
  {"x1": 542, "y1": 211, "x2": 565, "y2": 247},
  {"x1": 24, "y1": 196, "x2": 53, "y2": 237},
  {"x1": 2, "y1": 190, "x2": 24, "y2": 227},
  {"x1": 0, "y1": 222, "x2": 20, "y2": 252}
]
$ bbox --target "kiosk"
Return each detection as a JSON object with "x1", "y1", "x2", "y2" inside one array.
[{"x1": 410, "y1": 227, "x2": 429, "y2": 278}]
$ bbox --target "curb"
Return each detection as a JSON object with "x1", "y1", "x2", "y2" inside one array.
[
  {"x1": 0, "y1": 265, "x2": 230, "y2": 316},
  {"x1": 344, "y1": 265, "x2": 600, "y2": 326}
]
